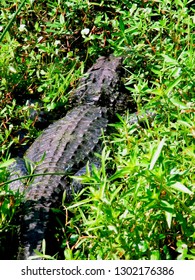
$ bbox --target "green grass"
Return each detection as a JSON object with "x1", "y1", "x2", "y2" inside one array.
[{"x1": 0, "y1": 0, "x2": 194, "y2": 259}]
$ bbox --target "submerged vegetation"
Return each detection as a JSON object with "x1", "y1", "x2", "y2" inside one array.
[{"x1": 0, "y1": 0, "x2": 194, "y2": 259}]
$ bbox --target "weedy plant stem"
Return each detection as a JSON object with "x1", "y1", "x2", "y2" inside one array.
[{"x1": 0, "y1": 0, "x2": 27, "y2": 42}]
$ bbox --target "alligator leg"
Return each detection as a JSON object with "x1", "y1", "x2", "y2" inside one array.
[
  {"x1": 128, "y1": 110, "x2": 157, "y2": 126},
  {"x1": 8, "y1": 157, "x2": 29, "y2": 193},
  {"x1": 62, "y1": 161, "x2": 100, "y2": 201}
]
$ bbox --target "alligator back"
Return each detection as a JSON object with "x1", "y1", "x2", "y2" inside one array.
[
  {"x1": 13, "y1": 105, "x2": 108, "y2": 259},
  {"x1": 9, "y1": 55, "x2": 127, "y2": 259},
  {"x1": 25, "y1": 105, "x2": 108, "y2": 199}
]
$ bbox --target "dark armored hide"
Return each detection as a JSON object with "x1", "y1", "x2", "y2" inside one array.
[{"x1": 9, "y1": 55, "x2": 132, "y2": 259}]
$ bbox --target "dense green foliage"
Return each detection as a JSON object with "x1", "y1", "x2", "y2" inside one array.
[{"x1": 0, "y1": 0, "x2": 194, "y2": 259}]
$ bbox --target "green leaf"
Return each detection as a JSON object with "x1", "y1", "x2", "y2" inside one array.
[
  {"x1": 59, "y1": 14, "x2": 65, "y2": 24},
  {"x1": 161, "y1": 54, "x2": 178, "y2": 65},
  {"x1": 170, "y1": 182, "x2": 193, "y2": 195},
  {"x1": 170, "y1": 97, "x2": 188, "y2": 109},
  {"x1": 165, "y1": 211, "x2": 173, "y2": 229},
  {"x1": 119, "y1": 17, "x2": 125, "y2": 32},
  {"x1": 64, "y1": 248, "x2": 73, "y2": 260},
  {"x1": 9, "y1": 66, "x2": 17, "y2": 73},
  {"x1": 107, "y1": 225, "x2": 118, "y2": 234},
  {"x1": 41, "y1": 239, "x2": 46, "y2": 255},
  {"x1": 177, "y1": 120, "x2": 193, "y2": 128},
  {"x1": 165, "y1": 76, "x2": 182, "y2": 95},
  {"x1": 149, "y1": 137, "x2": 166, "y2": 170},
  {"x1": 0, "y1": 159, "x2": 15, "y2": 168},
  {"x1": 150, "y1": 250, "x2": 160, "y2": 260},
  {"x1": 109, "y1": 167, "x2": 130, "y2": 181}
]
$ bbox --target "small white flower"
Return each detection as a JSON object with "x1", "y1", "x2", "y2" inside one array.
[
  {"x1": 19, "y1": 24, "x2": 27, "y2": 32},
  {"x1": 54, "y1": 40, "x2": 61, "y2": 46},
  {"x1": 81, "y1": 28, "x2": 90, "y2": 38}
]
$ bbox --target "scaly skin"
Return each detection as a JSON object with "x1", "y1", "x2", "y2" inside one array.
[
  {"x1": 12, "y1": 105, "x2": 108, "y2": 259},
  {"x1": 9, "y1": 55, "x2": 129, "y2": 259}
]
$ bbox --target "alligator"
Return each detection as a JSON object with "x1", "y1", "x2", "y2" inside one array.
[{"x1": 8, "y1": 55, "x2": 136, "y2": 259}]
